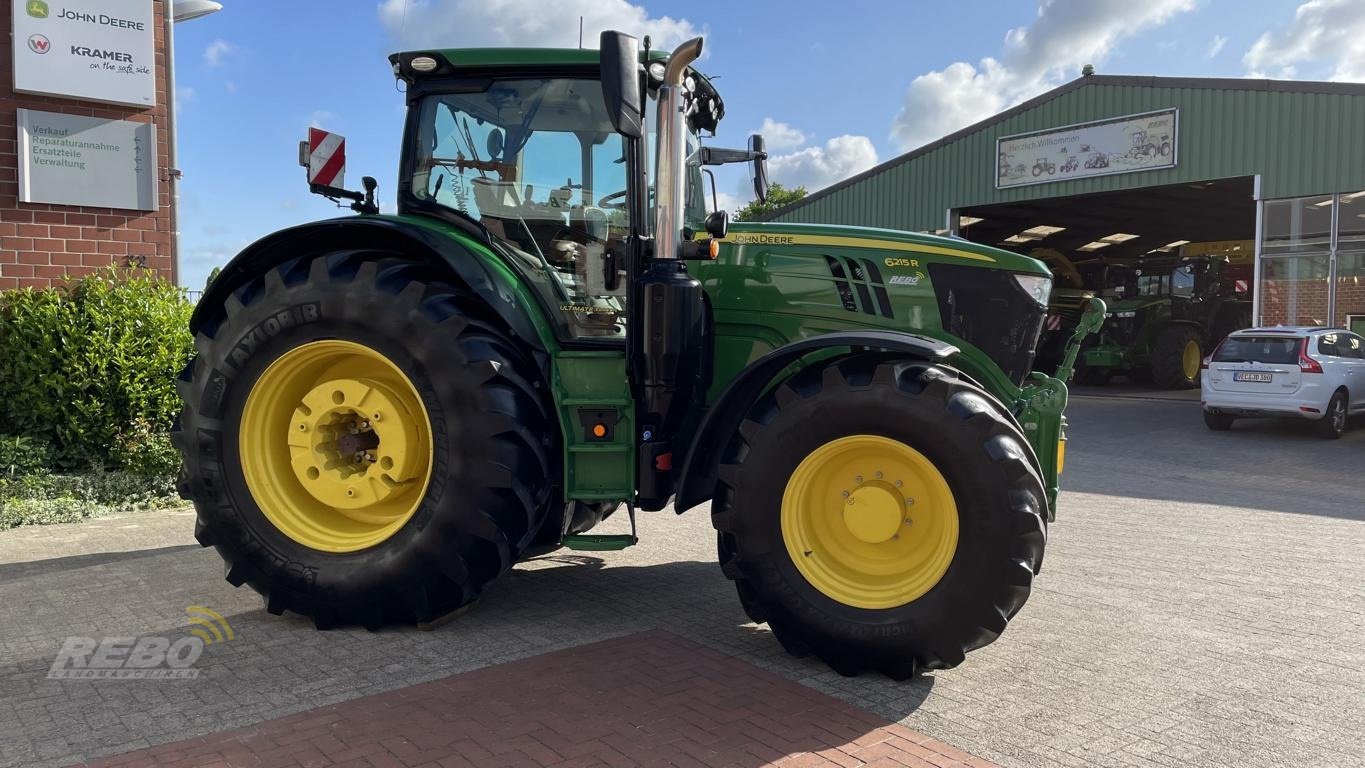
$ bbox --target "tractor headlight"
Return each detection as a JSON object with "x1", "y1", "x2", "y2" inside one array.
[{"x1": 1013, "y1": 274, "x2": 1052, "y2": 307}]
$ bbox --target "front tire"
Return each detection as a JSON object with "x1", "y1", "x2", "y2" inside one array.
[
  {"x1": 1151, "y1": 326, "x2": 1202, "y2": 389},
  {"x1": 712, "y1": 356, "x2": 1047, "y2": 679},
  {"x1": 175, "y1": 252, "x2": 555, "y2": 628}
]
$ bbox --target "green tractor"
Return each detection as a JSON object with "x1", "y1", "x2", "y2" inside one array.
[
  {"x1": 175, "y1": 33, "x2": 1102, "y2": 679},
  {"x1": 1077, "y1": 255, "x2": 1251, "y2": 388}
]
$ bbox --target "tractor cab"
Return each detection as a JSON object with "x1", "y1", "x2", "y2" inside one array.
[{"x1": 390, "y1": 47, "x2": 742, "y2": 341}]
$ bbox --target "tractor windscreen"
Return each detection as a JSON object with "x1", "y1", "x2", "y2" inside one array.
[
  {"x1": 410, "y1": 78, "x2": 636, "y2": 340},
  {"x1": 408, "y1": 77, "x2": 712, "y2": 342}
]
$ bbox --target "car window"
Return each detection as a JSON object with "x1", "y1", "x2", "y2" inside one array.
[
  {"x1": 1214, "y1": 336, "x2": 1301, "y2": 364},
  {"x1": 1317, "y1": 334, "x2": 1342, "y2": 357},
  {"x1": 1341, "y1": 333, "x2": 1365, "y2": 359}
]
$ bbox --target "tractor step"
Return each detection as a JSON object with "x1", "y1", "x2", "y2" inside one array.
[{"x1": 562, "y1": 534, "x2": 637, "y2": 551}]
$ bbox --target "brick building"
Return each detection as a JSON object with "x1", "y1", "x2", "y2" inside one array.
[{"x1": 1, "y1": 0, "x2": 174, "y2": 291}]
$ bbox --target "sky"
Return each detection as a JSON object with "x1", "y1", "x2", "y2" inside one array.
[{"x1": 172, "y1": 0, "x2": 1365, "y2": 290}]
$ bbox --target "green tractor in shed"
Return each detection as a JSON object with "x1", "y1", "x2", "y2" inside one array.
[
  {"x1": 1076, "y1": 254, "x2": 1251, "y2": 387},
  {"x1": 175, "y1": 33, "x2": 1103, "y2": 678}
]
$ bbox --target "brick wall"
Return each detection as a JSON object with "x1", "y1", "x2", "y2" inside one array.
[
  {"x1": 0, "y1": 0, "x2": 173, "y2": 291},
  {"x1": 1259, "y1": 277, "x2": 1365, "y2": 326}
]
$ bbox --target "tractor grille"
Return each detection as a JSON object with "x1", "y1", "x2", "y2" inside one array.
[
  {"x1": 1103, "y1": 314, "x2": 1141, "y2": 347},
  {"x1": 824, "y1": 256, "x2": 894, "y2": 319},
  {"x1": 928, "y1": 263, "x2": 1046, "y2": 385}
]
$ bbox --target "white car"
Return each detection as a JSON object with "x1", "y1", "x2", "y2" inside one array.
[{"x1": 1201, "y1": 326, "x2": 1365, "y2": 438}]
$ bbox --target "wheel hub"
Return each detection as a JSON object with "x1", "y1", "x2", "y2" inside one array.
[
  {"x1": 781, "y1": 435, "x2": 959, "y2": 609},
  {"x1": 843, "y1": 484, "x2": 905, "y2": 544},
  {"x1": 287, "y1": 377, "x2": 423, "y2": 510},
  {"x1": 239, "y1": 340, "x2": 434, "y2": 553}
]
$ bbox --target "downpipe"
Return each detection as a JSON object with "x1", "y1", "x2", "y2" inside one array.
[{"x1": 633, "y1": 37, "x2": 706, "y2": 511}]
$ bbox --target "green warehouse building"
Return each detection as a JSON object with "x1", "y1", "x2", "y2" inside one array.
[{"x1": 765, "y1": 74, "x2": 1365, "y2": 338}]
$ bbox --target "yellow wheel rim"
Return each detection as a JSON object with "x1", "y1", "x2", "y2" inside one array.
[
  {"x1": 1182, "y1": 339, "x2": 1201, "y2": 380},
  {"x1": 239, "y1": 340, "x2": 433, "y2": 553},
  {"x1": 781, "y1": 435, "x2": 959, "y2": 609}
]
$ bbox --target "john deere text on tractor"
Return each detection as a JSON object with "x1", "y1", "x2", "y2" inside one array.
[{"x1": 175, "y1": 33, "x2": 1102, "y2": 679}]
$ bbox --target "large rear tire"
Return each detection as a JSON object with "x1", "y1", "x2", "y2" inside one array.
[
  {"x1": 1151, "y1": 325, "x2": 1202, "y2": 389},
  {"x1": 712, "y1": 356, "x2": 1047, "y2": 679},
  {"x1": 175, "y1": 252, "x2": 555, "y2": 628}
]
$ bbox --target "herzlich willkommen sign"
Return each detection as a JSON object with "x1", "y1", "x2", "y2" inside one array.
[
  {"x1": 996, "y1": 109, "x2": 1178, "y2": 189},
  {"x1": 11, "y1": 0, "x2": 157, "y2": 107},
  {"x1": 17, "y1": 109, "x2": 159, "y2": 211}
]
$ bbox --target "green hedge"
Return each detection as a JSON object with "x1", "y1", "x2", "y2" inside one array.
[
  {"x1": 0, "y1": 471, "x2": 180, "y2": 530},
  {"x1": 0, "y1": 268, "x2": 194, "y2": 470}
]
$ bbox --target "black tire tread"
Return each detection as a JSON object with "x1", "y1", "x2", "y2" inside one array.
[
  {"x1": 175, "y1": 251, "x2": 555, "y2": 628},
  {"x1": 711, "y1": 356, "x2": 1047, "y2": 679}
]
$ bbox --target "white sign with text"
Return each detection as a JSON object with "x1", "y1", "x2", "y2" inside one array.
[
  {"x1": 17, "y1": 109, "x2": 158, "y2": 211},
  {"x1": 11, "y1": 0, "x2": 157, "y2": 107},
  {"x1": 996, "y1": 109, "x2": 1178, "y2": 189}
]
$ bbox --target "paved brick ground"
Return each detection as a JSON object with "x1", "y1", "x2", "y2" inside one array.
[
  {"x1": 2, "y1": 397, "x2": 1363, "y2": 768},
  {"x1": 69, "y1": 631, "x2": 996, "y2": 768}
]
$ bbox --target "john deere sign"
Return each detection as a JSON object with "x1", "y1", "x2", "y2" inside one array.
[
  {"x1": 996, "y1": 108, "x2": 1178, "y2": 189},
  {"x1": 10, "y1": 0, "x2": 156, "y2": 107}
]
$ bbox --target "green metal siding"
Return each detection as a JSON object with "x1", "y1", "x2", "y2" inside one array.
[{"x1": 773, "y1": 80, "x2": 1365, "y2": 231}]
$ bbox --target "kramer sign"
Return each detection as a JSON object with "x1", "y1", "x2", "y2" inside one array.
[
  {"x1": 17, "y1": 109, "x2": 158, "y2": 211},
  {"x1": 996, "y1": 109, "x2": 1178, "y2": 189},
  {"x1": 12, "y1": 0, "x2": 156, "y2": 107}
]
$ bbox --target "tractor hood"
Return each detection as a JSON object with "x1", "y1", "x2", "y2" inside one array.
[{"x1": 717, "y1": 222, "x2": 1050, "y2": 276}]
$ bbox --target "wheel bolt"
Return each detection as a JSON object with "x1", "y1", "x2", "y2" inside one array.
[
  {"x1": 855, "y1": 475, "x2": 863, "y2": 484},
  {"x1": 875, "y1": 471, "x2": 883, "y2": 479},
  {"x1": 371, "y1": 412, "x2": 382, "y2": 422},
  {"x1": 359, "y1": 420, "x2": 370, "y2": 430},
  {"x1": 841, "y1": 490, "x2": 850, "y2": 498},
  {"x1": 904, "y1": 518, "x2": 913, "y2": 526},
  {"x1": 906, "y1": 498, "x2": 915, "y2": 506}
]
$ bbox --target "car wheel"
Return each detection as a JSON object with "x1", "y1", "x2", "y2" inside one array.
[
  {"x1": 1203, "y1": 410, "x2": 1235, "y2": 431},
  {"x1": 1317, "y1": 392, "x2": 1348, "y2": 439}
]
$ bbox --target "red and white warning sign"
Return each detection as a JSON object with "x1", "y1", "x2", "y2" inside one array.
[{"x1": 305, "y1": 127, "x2": 345, "y2": 188}]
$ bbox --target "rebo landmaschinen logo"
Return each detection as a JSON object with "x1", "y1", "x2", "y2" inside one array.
[{"x1": 26, "y1": 0, "x2": 49, "y2": 19}]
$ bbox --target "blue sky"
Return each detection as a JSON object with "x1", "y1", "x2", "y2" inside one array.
[{"x1": 172, "y1": 0, "x2": 1364, "y2": 289}]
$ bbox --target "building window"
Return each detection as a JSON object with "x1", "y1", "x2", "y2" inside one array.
[{"x1": 1260, "y1": 195, "x2": 1333, "y2": 326}]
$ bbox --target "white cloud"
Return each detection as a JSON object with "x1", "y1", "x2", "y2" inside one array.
[
  {"x1": 890, "y1": 0, "x2": 1197, "y2": 151},
  {"x1": 177, "y1": 86, "x2": 196, "y2": 103},
  {"x1": 377, "y1": 0, "x2": 699, "y2": 51},
  {"x1": 767, "y1": 135, "x2": 878, "y2": 192},
  {"x1": 203, "y1": 39, "x2": 235, "y2": 67},
  {"x1": 308, "y1": 111, "x2": 340, "y2": 129},
  {"x1": 712, "y1": 189, "x2": 743, "y2": 214},
  {"x1": 1244, "y1": 0, "x2": 1365, "y2": 81},
  {"x1": 755, "y1": 118, "x2": 806, "y2": 152},
  {"x1": 1207, "y1": 34, "x2": 1227, "y2": 59},
  {"x1": 225, "y1": 81, "x2": 238, "y2": 94}
]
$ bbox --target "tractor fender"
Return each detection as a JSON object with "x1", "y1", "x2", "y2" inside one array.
[
  {"x1": 673, "y1": 331, "x2": 958, "y2": 514},
  {"x1": 189, "y1": 216, "x2": 552, "y2": 355}
]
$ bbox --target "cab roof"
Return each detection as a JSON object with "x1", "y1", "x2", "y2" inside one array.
[{"x1": 397, "y1": 47, "x2": 670, "y2": 69}]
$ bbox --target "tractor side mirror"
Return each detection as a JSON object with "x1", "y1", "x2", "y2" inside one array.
[
  {"x1": 600, "y1": 32, "x2": 643, "y2": 139},
  {"x1": 749, "y1": 134, "x2": 769, "y2": 203},
  {"x1": 705, "y1": 210, "x2": 729, "y2": 239}
]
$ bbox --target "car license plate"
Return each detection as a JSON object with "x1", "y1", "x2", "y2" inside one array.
[{"x1": 1234, "y1": 371, "x2": 1273, "y2": 383}]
